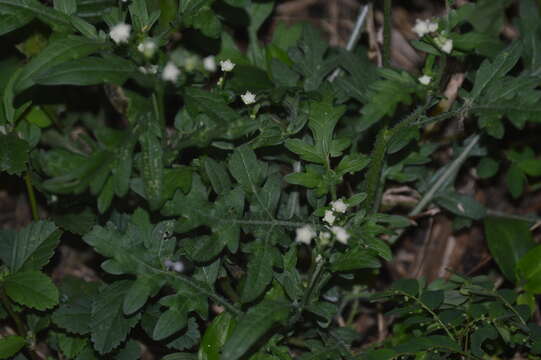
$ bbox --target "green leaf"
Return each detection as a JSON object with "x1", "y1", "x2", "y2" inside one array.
[
  {"x1": 435, "y1": 191, "x2": 486, "y2": 220},
  {"x1": 203, "y1": 157, "x2": 232, "y2": 195},
  {"x1": 139, "y1": 130, "x2": 164, "y2": 211},
  {"x1": 91, "y1": 281, "x2": 140, "y2": 354},
  {"x1": 335, "y1": 153, "x2": 370, "y2": 176},
  {"x1": 54, "y1": 0, "x2": 77, "y2": 14},
  {"x1": 471, "y1": 324, "x2": 498, "y2": 357},
  {"x1": 115, "y1": 339, "x2": 140, "y2": 360},
  {"x1": 4, "y1": 271, "x2": 59, "y2": 310},
  {"x1": 331, "y1": 247, "x2": 381, "y2": 272},
  {"x1": 14, "y1": 35, "x2": 109, "y2": 94},
  {"x1": 420, "y1": 291, "x2": 444, "y2": 310},
  {"x1": 228, "y1": 145, "x2": 266, "y2": 193},
  {"x1": 391, "y1": 278, "x2": 420, "y2": 297},
  {"x1": 0, "y1": 0, "x2": 71, "y2": 32},
  {"x1": 0, "y1": 11, "x2": 34, "y2": 36},
  {"x1": 484, "y1": 217, "x2": 535, "y2": 282},
  {"x1": 471, "y1": 41, "x2": 522, "y2": 100},
  {"x1": 55, "y1": 332, "x2": 87, "y2": 358},
  {"x1": 184, "y1": 87, "x2": 238, "y2": 124},
  {"x1": 477, "y1": 157, "x2": 499, "y2": 178},
  {"x1": 516, "y1": 245, "x2": 541, "y2": 294},
  {"x1": 518, "y1": 157, "x2": 541, "y2": 176},
  {"x1": 222, "y1": 300, "x2": 290, "y2": 360},
  {"x1": 284, "y1": 139, "x2": 324, "y2": 164},
  {"x1": 97, "y1": 176, "x2": 114, "y2": 214},
  {"x1": 184, "y1": 234, "x2": 227, "y2": 263},
  {"x1": 163, "y1": 167, "x2": 193, "y2": 200},
  {"x1": 308, "y1": 96, "x2": 346, "y2": 158},
  {"x1": 0, "y1": 220, "x2": 61, "y2": 272},
  {"x1": 123, "y1": 275, "x2": 159, "y2": 315},
  {"x1": 241, "y1": 241, "x2": 273, "y2": 303},
  {"x1": 153, "y1": 296, "x2": 190, "y2": 340},
  {"x1": 0, "y1": 134, "x2": 29, "y2": 176},
  {"x1": 113, "y1": 139, "x2": 136, "y2": 197},
  {"x1": 198, "y1": 313, "x2": 236, "y2": 360},
  {"x1": 506, "y1": 164, "x2": 526, "y2": 198},
  {"x1": 33, "y1": 56, "x2": 137, "y2": 86},
  {"x1": 0, "y1": 336, "x2": 25, "y2": 359},
  {"x1": 52, "y1": 278, "x2": 99, "y2": 335}
]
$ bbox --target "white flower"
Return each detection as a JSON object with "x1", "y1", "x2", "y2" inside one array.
[
  {"x1": 296, "y1": 225, "x2": 316, "y2": 245},
  {"x1": 165, "y1": 259, "x2": 185, "y2": 272},
  {"x1": 319, "y1": 231, "x2": 331, "y2": 246},
  {"x1": 241, "y1": 91, "x2": 256, "y2": 105},
  {"x1": 440, "y1": 38, "x2": 453, "y2": 54},
  {"x1": 412, "y1": 19, "x2": 438, "y2": 37},
  {"x1": 184, "y1": 56, "x2": 198, "y2": 72},
  {"x1": 418, "y1": 75, "x2": 432, "y2": 85},
  {"x1": 323, "y1": 210, "x2": 336, "y2": 225},
  {"x1": 162, "y1": 61, "x2": 181, "y2": 82},
  {"x1": 109, "y1": 23, "x2": 131, "y2": 44},
  {"x1": 220, "y1": 59, "x2": 235, "y2": 72},
  {"x1": 435, "y1": 36, "x2": 453, "y2": 54},
  {"x1": 173, "y1": 261, "x2": 184, "y2": 272},
  {"x1": 137, "y1": 39, "x2": 156, "y2": 58},
  {"x1": 331, "y1": 226, "x2": 350, "y2": 245},
  {"x1": 331, "y1": 199, "x2": 348, "y2": 213},
  {"x1": 139, "y1": 65, "x2": 158, "y2": 75},
  {"x1": 203, "y1": 56, "x2": 217, "y2": 72}
]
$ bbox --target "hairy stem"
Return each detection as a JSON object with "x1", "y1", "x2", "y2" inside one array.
[
  {"x1": 24, "y1": 170, "x2": 39, "y2": 221},
  {"x1": 0, "y1": 290, "x2": 41, "y2": 360}
]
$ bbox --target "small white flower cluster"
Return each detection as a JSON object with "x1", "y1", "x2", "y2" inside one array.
[
  {"x1": 434, "y1": 35, "x2": 453, "y2": 54},
  {"x1": 295, "y1": 224, "x2": 349, "y2": 246},
  {"x1": 203, "y1": 56, "x2": 217, "y2": 72},
  {"x1": 241, "y1": 91, "x2": 256, "y2": 105},
  {"x1": 418, "y1": 74, "x2": 432, "y2": 86},
  {"x1": 295, "y1": 198, "x2": 351, "y2": 246},
  {"x1": 137, "y1": 39, "x2": 156, "y2": 58},
  {"x1": 220, "y1": 59, "x2": 235, "y2": 72},
  {"x1": 139, "y1": 64, "x2": 158, "y2": 75},
  {"x1": 164, "y1": 259, "x2": 185, "y2": 273},
  {"x1": 412, "y1": 18, "x2": 453, "y2": 55},
  {"x1": 162, "y1": 61, "x2": 181, "y2": 82},
  {"x1": 109, "y1": 23, "x2": 131, "y2": 44},
  {"x1": 323, "y1": 199, "x2": 348, "y2": 226},
  {"x1": 412, "y1": 18, "x2": 438, "y2": 38}
]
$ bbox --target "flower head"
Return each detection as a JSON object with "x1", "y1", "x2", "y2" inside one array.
[
  {"x1": 331, "y1": 199, "x2": 348, "y2": 213},
  {"x1": 435, "y1": 35, "x2": 453, "y2": 54},
  {"x1": 162, "y1": 61, "x2": 181, "y2": 82},
  {"x1": 418, "y1": 75, "x2": 432, "y2": 86},
  {"x1": 109, "y1": 23, "x2": 131, "y2": 44},
  {"x1": 412, "y1": 18, "x2": 438, "y2": 38},
  {"x1": 137, "y1": 39, "x2": 156, "y2": 58},
  {"x1": 220, "y1": 59, "x2": 235, "y2": 72},
  {"x1": 331, "y1": 226, "x2": 350, "y2": 245},
  {"x1": 203, "y1": 56, "x2": 217, "y2": 72},
  {"x1": 241, "y1": 91, "x2": 256, "y2": 105},
  {"x1": 323, "y1": 210, "x2": 336, "y2": 225},
  {"x1": 296, "y1": 225, "x2": 316, "y2": 245},
  {"x1": 139, "y1": 65, "x2": 158, "y2": 75}
]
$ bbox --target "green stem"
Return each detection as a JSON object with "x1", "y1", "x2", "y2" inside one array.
[
  {"x1": 0, "y1": 290, "x2": 41, "y2": 360},
  {"x1": 399, "y1": 290, "x2": 456, "y2": 342},
  {"x1": 363, "y1": 126, "x2": 388, "y2": 214},
  {"x1": 383, "y1": 0, "x2": 392, "y2": 67},
  {"x1": 24, "y1": 170, "x2": 39, "y2": 221}
]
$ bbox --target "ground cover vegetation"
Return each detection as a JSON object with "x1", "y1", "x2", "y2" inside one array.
[{"x1": 1, "y1": 0, "x2": 541, "y2": 359}]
